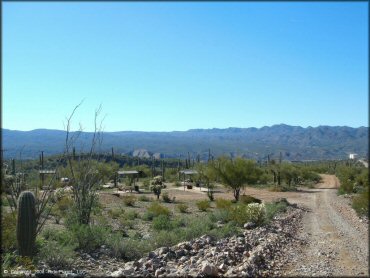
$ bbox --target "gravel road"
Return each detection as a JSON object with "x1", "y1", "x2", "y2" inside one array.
[{"x1": 281, "y1": 174, "x2": 369, "y2": 277}]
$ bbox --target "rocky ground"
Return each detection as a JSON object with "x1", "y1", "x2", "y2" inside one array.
[
  {"x1": 104, "y1": 204, "x2": 303, "y2": 277},
  {"x1": 34, "y1": 175, "x2": 368, "y2": 277}
]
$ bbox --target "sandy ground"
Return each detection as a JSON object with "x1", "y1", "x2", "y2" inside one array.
[{"x1": 281, "y1": 174, "x2": 369, "y2": 277}]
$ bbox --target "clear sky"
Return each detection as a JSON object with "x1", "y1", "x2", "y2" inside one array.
[{"x1": 3, "y1": 2, "x2": 368, "y2": 132}]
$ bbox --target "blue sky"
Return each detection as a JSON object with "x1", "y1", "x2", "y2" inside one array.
[{"x1": 3, "y1": 2, "x2": 368, "y2": 132}]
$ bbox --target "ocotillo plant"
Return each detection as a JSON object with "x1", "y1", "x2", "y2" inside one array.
[{"x1": 17, "y1": 191, "x2": 37, "y2": 257}]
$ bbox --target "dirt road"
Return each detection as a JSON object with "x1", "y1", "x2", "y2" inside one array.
[{"x1": 281, "y1": 174, "x2": 369, "y2": 276}]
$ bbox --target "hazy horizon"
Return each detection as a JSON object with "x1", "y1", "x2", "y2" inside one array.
[{"x1": 2, "y1": 123, "x2": 369, "y2": 133}]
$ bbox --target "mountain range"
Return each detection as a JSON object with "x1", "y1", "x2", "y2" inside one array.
[{"x1": 2, "y1": 124, "x2": 368, "y2": 161}]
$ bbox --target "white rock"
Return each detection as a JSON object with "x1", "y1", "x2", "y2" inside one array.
[{"x1": 110, "y1": 268, "x2": 124, "y2": 277}]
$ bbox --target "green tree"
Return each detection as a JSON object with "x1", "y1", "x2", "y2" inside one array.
[
  {"x1": 280, "y1": 163, "x2": 299, "y2": 187},
  {"x1": 212, "y1": 157, "x2": 262, "y2": 201}
]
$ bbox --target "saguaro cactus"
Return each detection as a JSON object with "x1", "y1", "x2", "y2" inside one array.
[{"x1": 17, "y1": 191, "x2": 37, "y2": 257}]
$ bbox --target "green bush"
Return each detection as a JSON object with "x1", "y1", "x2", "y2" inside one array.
[
  {"x1": 122, "y1": 195, "x2": 136, "y2": 207},
  {"x1": 41, "y1": 228, "x2": 77, "y2": 249},
  {"x1": 70, "y1": 224, "x2": 109, "y2": 252},
  {"x1": 106, "y1": 234, "x2": 153, "y2": 260},
  {"x1": 152, "y1": 230, "x2": 182, "y2": 247},
  {"x1": 2, "y1": 252, "x2": 18, "y2": 270},
  {"x1": 209, "y1": 208, "x2": 230, "y2": 223},
  {"x1": 118, "y1": 217, "x2": 135, "y2": 229},
  {"x1": 196, "y1": 200, "x2": 210, "y2": 211},
  {"x1": 55, "y1": 195, "x2": 73, "y2": 213},
  {"x1": 161, "y1": 192, "x2": 172, "y2": 203},
  {"x1": 301, "y1": 171, "x2": 322, "y2": 184},
  {"x1": 108, "y1": 207, "x2": 125, "y2": 219},
  {"x1": 1, "y1": 195, "x2": 10, "y2": 207},
  {"x1": 145, "y1": 202, "x2": 170, "y2": 220},
  {"x1": 352, "y1": 187, "x2": 369, "y2": 217},
  {"x1": 37, "y1": 240, "x2": 75, "y2": 268},
  {"x1": 213, "y1": 202, "x2": 266, "y2": 226},
  {"x1": 181, "y1": 217, "x2": 215, "y2": 241},
  {"x1": 245, "y1": 203, "x2": 266, "y2": 225},
  {"x1": 125, "y1": 210, "x2": 139, "y2": 220},
  {"x1": 176, "y1": 203, "x2": 188, "y2": 213},
  {"x1": 152, "y1": 215, "x2": 173, "y2": 231},
  {"x1": 239, "y1": 195, "x2": 261, "y2": 205},
  {"x1": 265, "y1": 199, "x2": 289, "y2": 222},
  {"x1": 138, "y1": 195, "x2": 152, "y2": 202},
  {"x1": 215, "y1": 198, "x2": 232, "y2": 209},
  {"x1": 227, "y1": 204, "x2": 249, "y2": 226},
  {"x1": 207, "y1": 222, "x2": 240, "y2": 239},
  {"x1": 2, "y1": 211, "x2": 17, "y2": 252}
]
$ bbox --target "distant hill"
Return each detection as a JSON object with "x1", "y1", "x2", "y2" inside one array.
[{"x1": 2, "y1": 125, "x2": 368, "y2": 161}]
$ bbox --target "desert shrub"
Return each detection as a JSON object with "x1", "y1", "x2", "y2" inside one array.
[
  {"x1": 239, "y1": 195, "x2": 261, "y2": 205},
  {"x1": 215, "y1": 198, "x2": 232, "y2": 209},
  {"x1": 152, "y1": 230, "x2": 182, "y2": 247},
  {"x1": 91, "y1": 213, "x2": 110, "y2": 227},
  {"x1": 207, "y1": 222, "x2": 240, "y2": 239},
  {"x1": 220, "y1": 203, "x2": 266, "y2": 226},
  {"x1": 122, "y1": 195, "x2": 137, "y2": 207},
  {"x1": 50, "y1": 206, "x2": 63, "y2": 224},
  {"x1": 138, "y1": 195, "x2": 151, "y2": 202},
  {"x1": 268, "y1": 185, "x2": 292, "y2": 192},
  {"x1": 37, "y1": 240, "x2": 75, "y2": 268},
  {"x1": 245, "y1": 203, "x2": 266, "y2": 225},
  {"x1": 209, "y1": 208, "x2": 230, "y2": 223},
  {"x1": 336, "y1": 166, "x2": 357, "y2": 194},
  {"x1": 2, "y1": 252, "x2": 18, "y2": 270},
  {"x1": 161, "y1": 192, "x2": 172, "y2": 203},
  {"x1": 144, "y1": 202, "x2": 170, "y2": 220},
  {"x1": 352, "y1": 187, "x2": 369, "y2": 217},
  {"x1": 142, "y1": 212, "x2": 154, "y2": 221},
  {"x1": 55, "y1": 195, "x2": 73, "y2": 213},
  {"x1": 107, "y1": 234, "x2": 153, "y2": 260},
  {"x1": 118, "y1": 217, "x2": 135, "y2": 229},
  {"x1": 1, "y1": 195, "x2": 10, "y2": 207},
  {"x1": 70, "y1": 224, "x2": 109, "y2": 252},
  {"x1": 41, "y1": 228, "x2": 77, "y2": 249},
  {"x1": 14, "y1": 256, "x2": 36, "y2": 271},
  {"x1": 1, "y1": 253, "x2": 36, "y2": 271},
  {"x1": 107, "y1": 207, "x2": 125, "y2": 219},
  {"x1": 2, "y1": 211, "x2": 17, "y2": 252},
  {"x1": 227, "y1": 204, "x2": 249, "y2": 225},
  {"x1": 152, "y1": 215, "x2": 173, "y2": 231},
  {"x1": 196, "y1": 199, "x2": 210, "y2": 211},
  {"x1": 125, "y1": 210, "x2": 139, "y2": 220},
  {"x1": 264, "y1": 199, "x2": 288, "y2": 223},
  {"x1": 176, "y1": 203, "x2": 188, "y2": 213},
  {"x1": 152, "y1": 215, "x2": 185, "y2": 231},
  {"x1": 301, "y1": 170, "x2": 322, "y2": 184}
]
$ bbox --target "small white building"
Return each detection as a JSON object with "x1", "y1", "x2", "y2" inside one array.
[{"x1": 349, "y1": 153, "x2": 358, "y2": 160}]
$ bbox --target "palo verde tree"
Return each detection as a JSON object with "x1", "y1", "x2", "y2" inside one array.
[
  {"x1": 63, "y1": 102, "x2": 106, "y2": 225},
  {"x1": 212, "y1": 156, "x2": 262, "y2": 201}
]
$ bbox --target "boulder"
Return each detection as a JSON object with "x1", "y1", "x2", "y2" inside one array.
[{"x1": 201, "y1": 262, "x2": 218, "y2": 276}]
